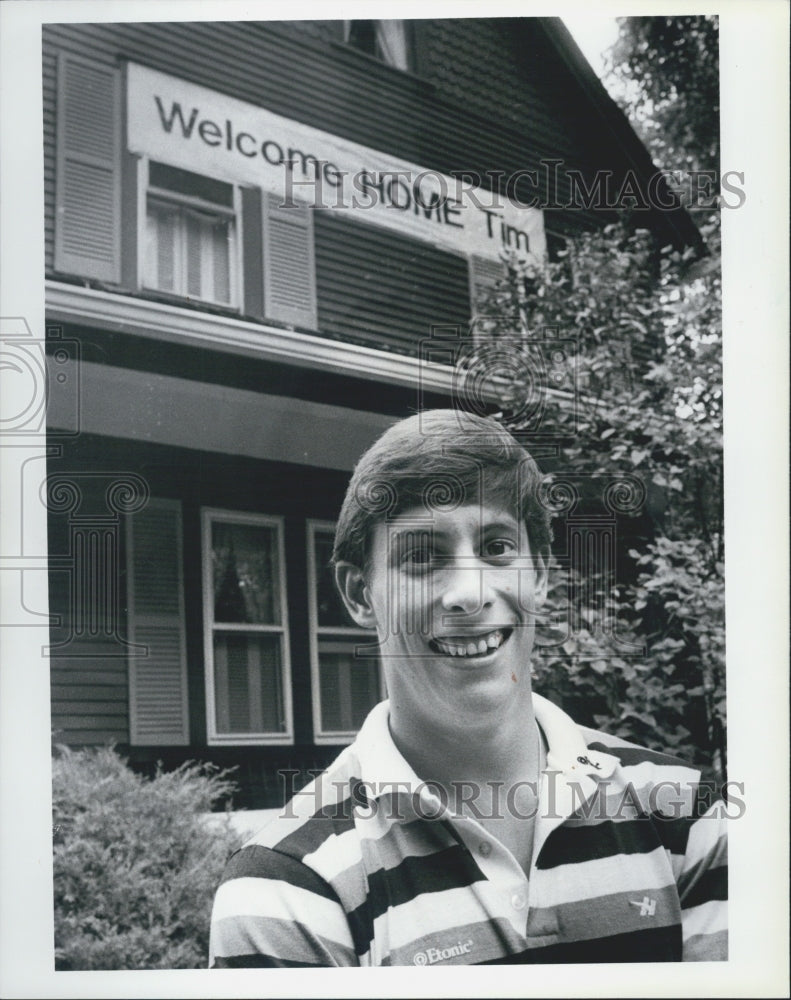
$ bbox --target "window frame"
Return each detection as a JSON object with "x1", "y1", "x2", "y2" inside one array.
[
  {"x1": 138, "y1": 156, "x2": 243, "y2": 310},
  {"x1": 202, "y1": 507, "x2": 293, "y2": 746},
  {"x1": 306, "y1": 519, "x2": 384, "y2": 745}
]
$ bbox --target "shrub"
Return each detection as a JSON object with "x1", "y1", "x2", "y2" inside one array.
[{"x1": 52, "y1": 744, "x2": 241, "y2": 970}]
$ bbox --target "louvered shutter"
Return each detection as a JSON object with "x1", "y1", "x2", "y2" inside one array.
[
  {"x1": 241, "y1": 186, "x2": 265, "y2": 319},
  {"x1": 54, "y1": 54, "x2": 121, "y2": 282},
  {"x1": 127, "y1": 499, "x2": 189, "y2": 745},
  {"x1": 262, "y1": 193, "x2": 318, "y2": 329},
  {"x1": 469, "y1": 255, "x2": 508, "y2": 317}
]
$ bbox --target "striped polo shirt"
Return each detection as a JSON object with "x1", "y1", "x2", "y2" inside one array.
[{"x1": 209, "y1": 695, "x2": 728, "y2": 966}]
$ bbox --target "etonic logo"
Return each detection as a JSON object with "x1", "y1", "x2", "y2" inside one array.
[{"x1": 413, "y1": 939, "x2": 473, "y2": 965}]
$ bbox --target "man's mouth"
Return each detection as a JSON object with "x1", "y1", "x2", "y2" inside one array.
[{"x1": 429, "y1": 628, "x2": 513, "y2": 658}]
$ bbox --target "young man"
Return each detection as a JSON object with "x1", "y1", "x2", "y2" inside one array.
[{"x1": 209, "y1": 409, "x2": 727, "y2": 966}]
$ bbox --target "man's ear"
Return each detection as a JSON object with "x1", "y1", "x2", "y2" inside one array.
[{"x1": 334, "y1": 561, "x2": 378, "y2": 630}]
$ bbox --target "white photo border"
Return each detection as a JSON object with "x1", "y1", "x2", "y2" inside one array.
[{"x1": 0, "y1": 1, "x2": 787, "y2": 997}]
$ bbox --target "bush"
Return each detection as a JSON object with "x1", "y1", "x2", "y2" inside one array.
[{"x1": 52, "y1": 744, "x2": 241, "y2": 970}]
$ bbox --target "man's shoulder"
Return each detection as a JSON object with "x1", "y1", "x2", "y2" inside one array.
[
  {"x1": 580, "y1": 725, "x2": 704, "y2": 777},
  {"x1": 575, "y1": 724, "x2": 724, "y2": 821},
  {"x1": 225, "y1": 701, "x2": 401, "y2": 879},
  {"x1": 232, "y1": 744, "x2": 365, "y2": 865},
  {"x1": 534, "y1": 694, "x2": 704, "y2": 785},
  {"x1": 210, "y1": 749, "x2": 364, "y2": 967}
]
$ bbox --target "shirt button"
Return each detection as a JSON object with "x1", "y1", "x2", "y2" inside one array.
[
  {"x1": 478, "y1": 841, "x2": 491, "y2": 857},
  {"x1": 511, "y1": 892, "x2": 526, "y2": 910}
]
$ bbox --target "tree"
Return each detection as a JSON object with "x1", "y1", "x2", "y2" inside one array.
[
  {"x1": 606, "y1": 15, "x2": 720, "y2": 176},
  {"x1": 606, "y1": 16, "x2": 722, "y2": 277},
  {"x1": 468, "y1": 213, "x2": 725, "y2": 782},
  {"x1": 460, "y1": 16, "x2": 725, "y2": 780}
]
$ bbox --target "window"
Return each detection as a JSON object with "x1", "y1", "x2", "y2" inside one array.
[
  {"x1": 54, "y1": 57, "x2": 315, "y2": 330},
  {"x1": 344, "y1": 20, "x2": 413, "y2": 71},
  {"x1": 203, "y1": 510, "x2": 292, "y2": 744},
  {"x1": 307, "y1": 522, "x2": 384, "y2": 743},
  {"x1": 143, "y1": 161, "x2": 240, "y2": 308}
]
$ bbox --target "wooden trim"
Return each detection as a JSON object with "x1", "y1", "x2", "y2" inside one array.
[{"x1": 45, "y1": 280, "x2": 460, "y2": 395}]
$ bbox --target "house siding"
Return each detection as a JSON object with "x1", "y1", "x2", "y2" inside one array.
[
  {"x1": 44, "y1": 18, "x2": 696, "y2": 805},
  {"x1": 43, "y1": 19, "x2": 618, "y2": 279}
]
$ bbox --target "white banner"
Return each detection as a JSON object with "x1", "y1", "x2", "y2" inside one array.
[{"x1": 127, "y1": 62, "x2": 545, "y2": 263}]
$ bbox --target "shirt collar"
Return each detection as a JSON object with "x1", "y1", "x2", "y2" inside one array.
[
  {"x1": 352, "y1": 694, "x2": 618, "y2": 805},
  {"x1": 532, "y1": 693, "x2": 619, "y2": 779},
  {"x1": 353, "y1": 700, "x2": 421, "y2": 801}
]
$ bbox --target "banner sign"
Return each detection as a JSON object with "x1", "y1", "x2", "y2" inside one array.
[{"x1": 127, "y1": 62, "x2": 545, "y2": 263}]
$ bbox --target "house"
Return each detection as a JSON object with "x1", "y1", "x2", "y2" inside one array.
[{"x1": 43, "y1": 17, "x2": 700, "y2": 806}]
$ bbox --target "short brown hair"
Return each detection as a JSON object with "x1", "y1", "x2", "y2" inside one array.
[{"x1": 333, "y1": 409, "x2": 552, "y2": 570}]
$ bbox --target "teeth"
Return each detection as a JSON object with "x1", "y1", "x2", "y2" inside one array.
[{"x1": 434, "y1": 629, "x2": 506, "y2": 657}]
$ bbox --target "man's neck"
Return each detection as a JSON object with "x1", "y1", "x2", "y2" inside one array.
[{"x1": 388, "y1": 691, "x2": 543, "y2": 810}]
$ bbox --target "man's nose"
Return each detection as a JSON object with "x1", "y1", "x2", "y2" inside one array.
[{"x1": 439, "y1": 561, "x2": 494, "y2": 614}]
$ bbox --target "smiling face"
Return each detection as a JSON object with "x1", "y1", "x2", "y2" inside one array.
[{"x1": 335, "y1": 501, "x2": 548, "y2": 744}]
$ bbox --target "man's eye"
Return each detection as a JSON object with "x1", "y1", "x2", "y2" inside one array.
[
  {"x1": 404, "y1": 546, "x2": 433, "y2": 565},
  {"x1": 484, "y1": 538, "x2": 517, "y2": 559}
]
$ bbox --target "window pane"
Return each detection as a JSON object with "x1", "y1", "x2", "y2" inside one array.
[
  {"x1": 213, "y1": 632, "x2": 284, "y2": 734},
  {"x1": 212, "y1": 521, "x2": 281, "y2": 625},
  {"x1": 319, "y1": 638, "x2": 380, "y2": 732},
  {"x1": 147, "y1": 202, "x2": 177, "y2": 292},
  {"x1": 145, "y1": 171, "x2": 236, "y2": 308},
  {"x1": 346, "y1": 19, "x2": 377, "y2": 55},
  {"x1": 376, "y1": 21, "x2": 410, "y2": 70},
  {"x1": 144, "y1": 208, "x2": 158, "y2": 289},
  {"x1": 346, "y1": 20, "x2": 410, "y2": 70},
  {"x1": 150, "y1": 161, "x2": 234, "y2": 206},
  {"x1": 185, "y1": 212, "x2": 203, "y2": 298},
  {"x1": 212, "y1": 218, "x2": 231, "y2": 303},
  {"x1": 313, "y1": 531, "x2": 359, "y2": 628}
]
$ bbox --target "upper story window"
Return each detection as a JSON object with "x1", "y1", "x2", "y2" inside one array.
[
  {"x1": 52, "y1": 53, "x2": 320, "y2": 328},
  {"x1": 144, "y1": 161, "x2": 239, "y2": 308},
  {"x1": 343, "y1": 20, "x2": 413, "y2": 71}
]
